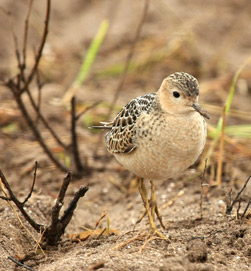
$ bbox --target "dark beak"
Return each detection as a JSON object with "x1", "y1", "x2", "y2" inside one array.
[{"x1": 192, "y1": 103, "x2": 210, "y2": 119}]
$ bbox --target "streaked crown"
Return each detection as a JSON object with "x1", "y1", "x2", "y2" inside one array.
[{"x1": 166, "y1": 72, "x2": 199, "y2": 97}]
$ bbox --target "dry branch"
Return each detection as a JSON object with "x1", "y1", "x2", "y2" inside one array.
[
  {"x1": 22, "y1": 161, "x2": 38, "y2": 205},
  {"x1": 8, "y1": 256, "x2": 35, "y2": 271},
  {"x1": 200, "y1": 159, "x2": 208, "y2": 219},
  {"x1": 60, "y1": 186, "x2": 89, "y2": 231},
  {"x1": 216, "y1": 105, "x2": 226, "y2": 186},
  {"x1": 225, "y1": 175, "x2": 251, "y2": 216},
  {"x1": 241, "y1": 198, "x2": 251, "y2": 219},
  {"x1": 21, "y1": 0, "x2": 51, "y2": 93},
  {"x1": 3, "y1": 0, "x2": 68, "y2": 173},
  {"x1": 0, "y1": 166, "x2": 43, "y2": 232},
  {"x1": 75, "y1": 101, "x2": 101, "y2": 121},
  {"x1": 43, "y1": 172, "x2": 89, "y2": 245},
  {"x1": 26, "y1": 86, "x2": 68, "y2": 150},
  {"x1": 22, "y1": 0, "x2": 34, "y2": 70},
  {"x1": 9, "y1": 85, "x2": 68, "y2": 172},
  {"x1": 1, "y1": 0, "x2": 89, "y2": 176},
  {"x1": 71, "y1": 97, "x2": 84, "y2": 173},
  {"x1": 0, "y1": 166, "x2": 89, "y2": 246}
]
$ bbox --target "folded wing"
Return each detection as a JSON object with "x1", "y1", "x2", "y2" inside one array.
[{"x1": 105, "y1": 93, "x2": 156, "y2": 154}]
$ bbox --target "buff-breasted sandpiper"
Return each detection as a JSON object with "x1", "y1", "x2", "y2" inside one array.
[{"x1": 93, "y1": 72, "x2": 209, "y2": 236}]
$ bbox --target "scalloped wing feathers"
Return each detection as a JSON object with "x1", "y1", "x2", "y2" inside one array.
[{"x1": 105, "y1": 93, "x2": 156, "y2": 154}]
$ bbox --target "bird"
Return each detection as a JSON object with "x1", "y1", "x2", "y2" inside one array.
[{"x1": 92, "y1": 72, "x2": 209, "y2": 236}]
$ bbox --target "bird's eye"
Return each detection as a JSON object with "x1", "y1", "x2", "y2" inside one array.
[{"x1": 173, "y1": 91, "x2": 180, "y2": 98}]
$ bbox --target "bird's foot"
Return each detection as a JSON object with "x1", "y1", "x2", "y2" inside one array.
[
  {"x1": 150, "y1": 228, "x2": 169, "y2": 239},
  {"x1": 135, "y1": 202, "x2": 166, "y2": 230}
]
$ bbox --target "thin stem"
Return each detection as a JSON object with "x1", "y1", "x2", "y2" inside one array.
[
  {"x1": 226, "y1": 175, "x2": 251, "y2": 215},
  {"x1": 7, "y1": 81, "x2": 68, "y2": 172},
  {"x1": 71, "y1": 97, "x2": 84, "y2": 173},
  {"x1": 60, "y1": 186, "x2": 89, "y2": 226},
  {"x1": 26, "y1": 86, "x2": 68, "y2": 149},
  {"x1": 21, "y1": 0, "x2": 51, "y2": 93},
  {"x1": 51, "y1": 172, "x2": 72, "y2": 226},
  {"x1": 216, "y1": 105, "x2": 226, "y2": 186},
  {"x1": 75, "y1": 101, "x2": 101, "y2": 121},
  {"x1": 22, "y1": 161, "x2": 38, "y2": 205},
  {"x1": 8, "y1": 256, "x2": 35, "y2": 271},
  {"x1": 241, "y1": 198, "x2": 251, "y2": 219},
  {"x1": 0, "y1": 167, "x2": 43, "y2": 232},
  {"x1": 22, "y1": 0, "x2": 34, "y2": 68}
]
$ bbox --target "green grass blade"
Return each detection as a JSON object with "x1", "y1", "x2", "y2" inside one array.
[
  {"x1": 200, "y1": 57, "x2": 251, "y2": 169},
  {"x1": 216, "y1": 57, "x2": 251, "y2": 133},
  {"x1": 75, "y1": 20, "x2": 109, "y2": 86},
  {"x1": 208, "y1": 124, "x2": 251, "y2": 139},
  {"x1": 62, "y1": 19, "x2": 109, "y2": 105},
  {"x1": 226, "y1": 125, "x2": 251, "y2": 139}
]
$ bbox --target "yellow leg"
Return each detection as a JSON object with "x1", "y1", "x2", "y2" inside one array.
[
  {"x1": 150, "y1": 180, "x2": 166, "y2": 230},
  {"x1": 150, "y1": 180, "x2": 156, "y2": 220},
  {"x1": 135, "y1": 209, "x2": 147, "y2": 225},
  {"x1": 138, "y1": 177, "x2": 156, "y2": 232}
]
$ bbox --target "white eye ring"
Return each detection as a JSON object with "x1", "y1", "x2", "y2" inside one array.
[{"x1": 173, "y1": 91, "x2": 180, "y2": 98}]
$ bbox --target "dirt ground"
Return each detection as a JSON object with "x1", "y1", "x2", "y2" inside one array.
[{"x1": 0, "y1": 0, "x2": 251, "y2": 270}]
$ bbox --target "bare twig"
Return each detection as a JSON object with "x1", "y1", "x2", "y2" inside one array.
[
  {"x1": 0, "y1": 167, "x2": 43, "y2": 232},
  {"x1": 22, "y1": 0, "x2": 34, "y2": 68},
  {"x1": 1, "y1": 3, "x2": 29, "y2": 86},
  {"x1": 216, "y1": 105, "x2": 226, "y2": 186},
  {"x1": 236, "y1": 198, "x2": 242, "y2": 219},
  {"x1": 200, "y1": 159, "x2": 208, "y2": 219},
  {"x1": 35, "y1": 69, "x2": 43, "y2": 123},
  {"x1": 95, "y1": 211, "x2": 107, "y2": 229},
  {"x1": 60, "y1": 185, "x2": 89, "y2": 228},
  {"x1": 88, "y1": 261, "x2": 105, "y2": 271},
  {"x1": 3, "y1": 0, "x2": 69, "y2": 173},
  {"x1": 226, "y1": 189, "x2": 232, "y2": 210},
  {"x1": 0, "y1": 167, "x2": 89, "y2": 246},
  {"x1": 45, "y1": 172, "x2": 89, "y2": 245},
  {"x1": 71, "y1": 97, "x2": 84, "y2": 173},
  {"x1": 51, "y1": 172, "x2": 72, "y2": 226},
  {"x1": 75, "y1": 101, "x2": 101, "y2": 121},
  {"x1": 8, "y1": 256, "x2": 35, "y2": 271},
  {"x1": 112, "y1": 232, "x2": 144, "y2": 250},
  {"x1": 9, "y1": 16, "x2": 23, "y2": 88},
  {"x1": 21, "y1": 40, "x2": 67, "y2": 149},
  {"x1": 2, "y1": 0, "x2": 90, "y2": 174},
  {"x1": 225, "y1": 175, "x2": 251, "y2": 215},
  {"x1": 241, "y1": 198, "x2": 251, "y2": 219},
  {"x1": 7, "y1": 81, "x2": 68, "y2": 172},
  {"x1": 22, "y1": 161, "x2": 38, "y2": 205},
  {"x1": 26, "y1": 86, "x2": 68, "y2": 149},
  {"x1": 0, "y1": 195, "x2": 11, "y2": 201},
  {"x1": 21, "y1": 0, "x2": 51, "y2": 93}
]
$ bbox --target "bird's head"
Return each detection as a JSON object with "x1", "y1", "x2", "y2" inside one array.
[{"x1": 158, "y1": 72, "x2": 209, "y2": 119}]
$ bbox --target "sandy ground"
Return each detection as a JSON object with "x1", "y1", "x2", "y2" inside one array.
[{"x1": 0, "y1": 0, "x2": 251, "y2": 270}]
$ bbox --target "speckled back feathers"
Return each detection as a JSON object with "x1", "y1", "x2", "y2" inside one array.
[{"x1": 105, "y1": 93, "x2": 156, "y2": 153}]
